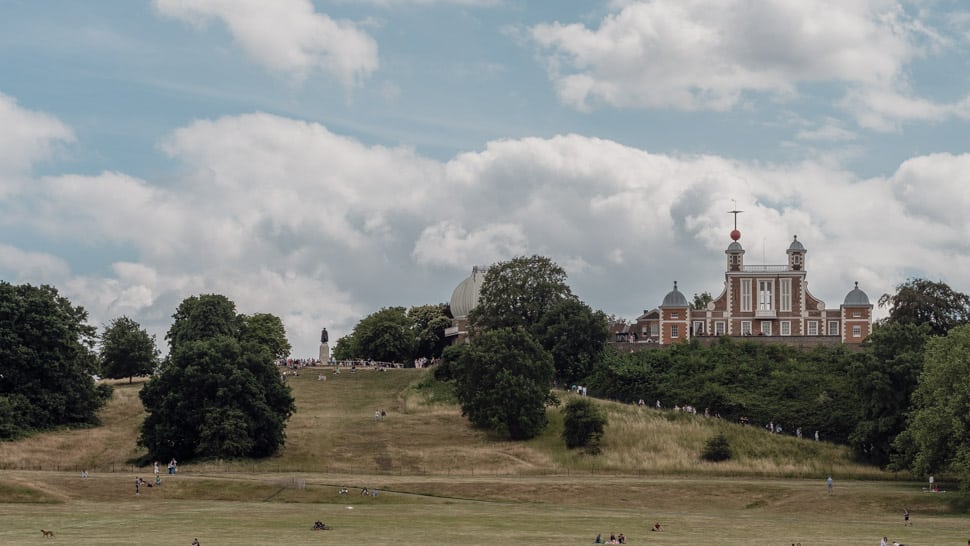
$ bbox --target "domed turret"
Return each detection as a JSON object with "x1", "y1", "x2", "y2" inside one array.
[
  {"x1": 787, "y1": 235, "x2": 806, "y2": 271},
  {"x1": 661, "y1": 281, "x2": 688, "y2": 308},
  {"x1": 843, "y1": 282, "x2": 870, "y2": 307},
  {"x1": 450, "y1": 266, "x2": 486, "y2": 318}
]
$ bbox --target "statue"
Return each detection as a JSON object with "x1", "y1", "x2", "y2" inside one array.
[{"x1": 320, "y1": 328, "x2": 329, "y2": 344}]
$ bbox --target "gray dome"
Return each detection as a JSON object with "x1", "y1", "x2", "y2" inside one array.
[
  {"x1": 843, "y1": 282, "x2": 871, "y2": 307},
  {"x1": 787, "y1": 235, "x2": 806, "y2": 253},
  {"x1": 661, "y1": 281, "x2": 688, "y2": 308},
  {"x1": 450, "y1": 266, "x2": 486, "y2": 318},
  {"x1": 726, "y1": 241, "x2": 744, "y2": 253}
]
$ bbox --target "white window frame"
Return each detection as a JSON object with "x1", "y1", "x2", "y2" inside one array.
[
  {"x1": 828, "y1": 320, "x2": 839, "y2": 337},
  {"x1": 741, "y1": 321, "x2": 752, "y2": 336},
  {"x1": 741, "y1": 279, "x2": 752, "y2": 312},
  {"x1": 693, "y1": 321, "x2": 704, "y2": 336},
  {"x1": 807, "y1": 320, "x2": 818, "y2": 336},
  {"x1": 779, "y1": 279, "x2": 791, "y2": 312},
  {"x1": 761, "y1": 321, "x2": 772, "y2": 336},
  {"x1": 853, "y1": 311, "x2": 861, "y2": 318},
  {"x1": 780, "y1": 321, "x2": 791, "y2": 336},
  {"x1": 671, "y1": 312, "x2": 679, "y2": 319},
  {"x1": 715, "y1": 321, "x2": 725, "y2": 336},
  {"x1": 758, "y1": 279, "x2": 773, "y2": 311},
  {"x1": 650, "y1": 323, "x2": 659, "y2": 336},
  {"x1": 670, "y1": 324, "x2": 679, "y2": 338},
  {"x1": 852, "y1": 325, "x2": 862, "y2": 337}
]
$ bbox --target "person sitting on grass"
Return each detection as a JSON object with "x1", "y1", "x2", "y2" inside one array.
[
  {"x1": 313, "y1": 521, "x2": 328, "y2": 530},
  {"x1": 652, "y1": 522, "x2": 664, "y2": 531}
]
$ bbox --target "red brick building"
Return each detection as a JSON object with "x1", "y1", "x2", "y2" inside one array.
[{"x1": 621, "y1": 230, "x2": 872, "y2": 346}]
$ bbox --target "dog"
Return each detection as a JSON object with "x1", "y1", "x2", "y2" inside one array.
[{"x1": 41, "y1": 529, "x2": 54, "y2": 538}]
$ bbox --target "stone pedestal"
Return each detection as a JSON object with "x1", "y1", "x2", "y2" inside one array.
[{"x1": 319, "y1": 342, "x2": 330, "y2": 363}]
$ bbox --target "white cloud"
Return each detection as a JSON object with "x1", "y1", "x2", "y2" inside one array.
[
  {"x1": 8, "y1": 106, "x2": 970, "y2": 356},
  {"x1": 528, "y1": 0, "x2": 968, "y2": 130},
  {"x1": 0, "y1": 92, "x2": 74, "y2": 195},
  {"x1": 153, "y1": 0, "x2": 379, "y2": 88},
  {"x1": 0, "y1": 244, "x2": 70, "y2": 281}
]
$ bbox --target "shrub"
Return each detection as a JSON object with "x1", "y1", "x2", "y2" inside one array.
[
  {"x1": 562, "y1": 397, "x2": 607, "y2": 453},
  {"x1": 701, "y1": 432, "x2": 732, "y2": 462}
]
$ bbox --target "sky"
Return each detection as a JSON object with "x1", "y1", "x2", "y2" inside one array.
[{"x1": 2, "y1": 0, "x2": 970, "y2": 358}]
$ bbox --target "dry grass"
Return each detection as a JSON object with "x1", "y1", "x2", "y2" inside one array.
[
  {"x1": 0, "y1": 369, "x2": 889, "y2": 480},
  {"x1": 0, "y1": 379, "x2": 148, "y2": 471},
  {"x1": 0, "y1": 368, "x2": 965, "y2": 545}
]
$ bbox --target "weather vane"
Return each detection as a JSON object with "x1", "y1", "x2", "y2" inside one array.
[{"x1": 728, "y1": 199, "x2": 743, "y2": 230}]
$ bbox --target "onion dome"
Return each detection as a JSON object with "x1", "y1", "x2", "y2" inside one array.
[
  {"x1": 449, "y1": 266, "x2": 486, "y2": 318},
  {"x1": 843, "y1": 282, "x2": 871, "y2": 307},
  {"x1": 661, "y1": 281, "x2": 689, "y2": 308}
]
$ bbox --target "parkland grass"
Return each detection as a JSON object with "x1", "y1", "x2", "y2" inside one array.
[{"x1": 1, "y1": 367, "x2": 966, "y2": 545}]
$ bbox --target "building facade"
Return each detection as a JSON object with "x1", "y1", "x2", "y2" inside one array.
[{"x1": 621, "y1": 230, "x2": 872, "y2": 346}]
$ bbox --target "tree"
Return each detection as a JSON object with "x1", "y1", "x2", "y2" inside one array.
[
  {"x1": 469, "y1": 255, "x2": 573, "y2": 335},
  {"x1": 0, "y1": 282, "x2": 107, "y2": 439},
  {"x1": 239, "y1": 313, "x2": 291, "y2": 361},
  {"x1": 100, "y1": 316, "x2": 160, "y2": 383},
  {"x1": 535, "y1": 298, "x2": 608, "y2": 385},
  {"x1": 444, "y1": 327, "x2": 557, "y2": 440},
  {"x1": 166, "y1": 294, "x2": 240, "y2": 352},
  {"x1": 350, "y1": 307, "x2": 414, "y2": 363},
  {"x1": 139, "y1": 294, "x2": 294, "y2": 461},
  {"x1": 562, "y1": 397, "x2": 607, "y2": 452},
  {"x1": 894, "y1": 324, "x2": 970, "y2": 487},
  {"x1": 848, "y1": 322, "x2": 929, "y2": 466},
  {"x1": 692, "y1": 291, "x2": 714, "y2": 310},
  {"x1": 408, "y1": 304, "x2": 451, "y2": 359},
  {"x1": 878, "y1": 278, "x2": 970, "y2": 336},
  {"x1": 701, "y1": 432, "x2": 732, "y2": 462}
]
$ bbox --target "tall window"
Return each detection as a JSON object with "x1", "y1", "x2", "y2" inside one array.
[
  {"x1": 758, "y1": 280, "x2": 773, "y2": 311},
  {"x1": 761, "y1": 321, "x2": 772, "y2": 336},
  {"x1": 650, "y1": 323, "x2": 659, "y2": 336},
  {"x1": 741, "y1": 279, "x2": 752, "y2": 312},
  {"x1": 807, "y1": 321, "x2": 818, "y2": 335},
  {"x1": 779, "y1": 279, "x2": 791, "y2": 312},
  {"x1": 780, "y1": 321, "x2": 791, "y2": 336},
  {"x1": 693, "y1": 321, "x2": 704, "y2": 336},
  {"x1": 670, "y1": 324, "x2": 679, "y2": 338},
  {"x1": 853, "y1": 325, "x2": 862, "y2": 337},
  {"x1": 741, "y1": 321, "x2": 752, "y2": 335},
  {"x1": 828, "y1": 320, "x2": 839, "y2": 336},
  {"x1": 715, "y1": 321, "x2": 725, "y2": 336}
]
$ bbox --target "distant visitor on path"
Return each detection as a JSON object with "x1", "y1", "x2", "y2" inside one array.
[{"x1": 826, "y1": 476, "x2": 833, "y2": 494}]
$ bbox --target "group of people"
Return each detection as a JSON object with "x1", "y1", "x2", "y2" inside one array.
[
  {"x1": 594, "y1": 532, "x2": 625, "y2": 544},
  {"x1": 373, "y1": 409, "x2": 386, "y2": 421}
]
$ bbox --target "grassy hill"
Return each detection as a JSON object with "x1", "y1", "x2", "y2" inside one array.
[
  {"x1": 3, "y1": 367, "x2": 968, "y2": 546},
  {"x1": 0, "y1": 367, "x2": 888, "y2": 479}
]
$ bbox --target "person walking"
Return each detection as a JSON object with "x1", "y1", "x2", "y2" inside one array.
[
  {"x1": 903, "y1": 507, "x2": 911, "y2": 526},
  {"x1": 826, "y1": 476, "x2": 833, "y2": 494}
]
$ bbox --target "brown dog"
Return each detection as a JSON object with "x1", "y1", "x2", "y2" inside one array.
[{"x1": 41, "y1": 529, "x2": 55, "y2": 538}]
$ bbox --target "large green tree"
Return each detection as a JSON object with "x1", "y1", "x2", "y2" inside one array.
[
  {"x1": 408, "y1": 304, "x2": 451, "y2": 359},
  {"x1": 848, "y1": 322, "x2": 929, "y2": 466},
  {"x1": 469, "y1": 255, "x2": 573, "y2": 335},
  {"x1": 166, "y1": 294, "x2": 240, "y2": 352},
  {"x1": 345, "y1": 307, "x2": 415, "y2": 363},
  {"x1": 878, "y1": 278, "x2": 970, "y2": 336},
  {"x1": 0, "y1": 282, "x2": 108, "y2": 439},
  {"x1": 894, "y1": 324, "x2": 970, "y2": 485},
  {"x1": 535, "y1": 298, "x2": 608, "y2": 385},
  {"x1": 444, "y1": 327, "x2": 556, "y2": 440},
  {"x1": 100, "y1": 316, "x2": 159, "y2": 383},
  {"x1": 139, "y1": 294, "x2": 294, "y2": 460},
  {"x1": 239, "y1": 313, "x2": 291, "y2": 361}
]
